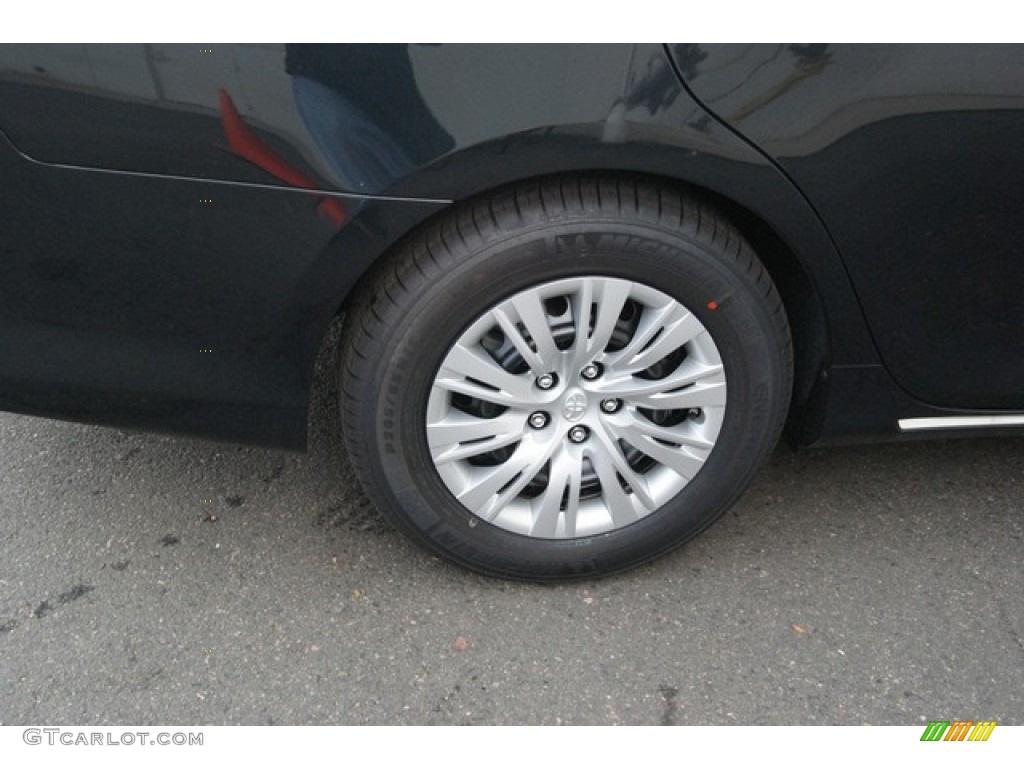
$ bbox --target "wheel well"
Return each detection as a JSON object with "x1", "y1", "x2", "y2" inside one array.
[
  {"x1": 698, "y1": 187, "x2": 829, "y2": 446},
  {"x1": 334, "y1": 171, "x2": 829, "y2": 446}
]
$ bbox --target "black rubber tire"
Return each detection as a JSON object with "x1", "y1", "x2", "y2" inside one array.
[{"x1": 340, "y1": 176, "x2": 792, "y2": 580}]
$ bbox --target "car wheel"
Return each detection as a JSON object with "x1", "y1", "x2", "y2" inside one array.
[{"x1": 340, "y1": 177, "x2": 792, "y2": 579}]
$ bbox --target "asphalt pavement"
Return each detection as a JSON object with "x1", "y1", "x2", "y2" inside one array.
[{"x1": 1, "y1": 338, "x2": 1022, "y2": 725}]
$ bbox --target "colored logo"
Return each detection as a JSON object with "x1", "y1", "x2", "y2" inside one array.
[{"x1": 920, "y1": 720, "x2": 996, "y2": 742}]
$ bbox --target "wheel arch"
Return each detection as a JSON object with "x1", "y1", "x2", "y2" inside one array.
[{"x1": 325, "y1": 167, "x2": 832, "y2": 447}]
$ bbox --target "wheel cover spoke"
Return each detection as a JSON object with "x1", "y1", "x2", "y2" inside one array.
[
  {"x1": 509, "y1": 290, "x2": 562, "y2": 369},
  {"x1": 611, "y1": 302, "x2": 704, "y2": 373},
  {"x1": 531, "y1": 446, "x2": 584, "y2": 538},
  {"x1": 434, "y1": 342, "x2": 537, "y2": 406},
  {"x1": 586, "y1": 278, "x2": 633, "y2": 358},
  {"x1": 426, "y1": 277, "x2": 726, "y2": 539}
]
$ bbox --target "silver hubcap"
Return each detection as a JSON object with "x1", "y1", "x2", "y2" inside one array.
[{"x1": 426, "y1": 276, "x2": 726, "y2": 539}]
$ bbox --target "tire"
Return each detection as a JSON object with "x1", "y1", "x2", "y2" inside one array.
[{"x1": 340, "y1": 176, "x2": 792, "y2": 580}]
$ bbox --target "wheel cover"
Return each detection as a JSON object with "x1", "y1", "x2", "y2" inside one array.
[{"x1": 426, "y1": 276, "x2": 726, "y2": 539}]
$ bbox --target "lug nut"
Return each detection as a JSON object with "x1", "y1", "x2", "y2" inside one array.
[
  {"x1": 600, "y1": 399, "x2": 621, "y2": 413},
  {"x1": 580, "y1": 363, "x2": 602, "y2": 381},
  {"x1": 568, "y1": 426, "x2": 589, "y2": 443},
  {"x1": 528, "y1": 411, "x2": 549, "y2": 429},
  {"x1": 536, "y1": 373, "x2": 557, "y2": 390}
]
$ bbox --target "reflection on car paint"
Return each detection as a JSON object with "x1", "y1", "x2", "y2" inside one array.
[{"x1": 218, "y1": 87, "x2": 348, "y2": 225}]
